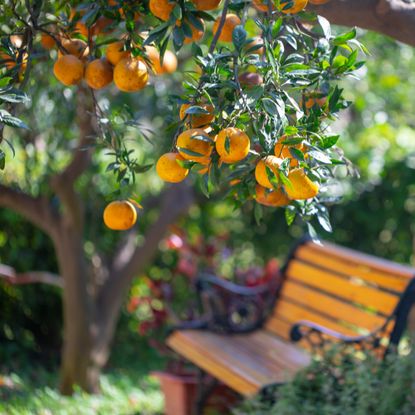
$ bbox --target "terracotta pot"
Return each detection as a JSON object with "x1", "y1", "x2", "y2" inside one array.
[{"x1": 152, "y1": 371, "x2": 198, "y2": 415}]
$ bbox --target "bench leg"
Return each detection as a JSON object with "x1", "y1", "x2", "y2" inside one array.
[{"x1": 193, "y1": 369, "x2": 218, "y2": 415}]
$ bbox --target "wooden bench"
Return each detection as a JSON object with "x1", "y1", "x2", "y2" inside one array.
[{"x1": 167, "y1": 237, "x2": 415, "y2": 412}]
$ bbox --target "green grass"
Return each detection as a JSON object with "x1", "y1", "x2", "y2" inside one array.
[{"x1": 0, "y1": 336, "x2": 165, "y2": 415}]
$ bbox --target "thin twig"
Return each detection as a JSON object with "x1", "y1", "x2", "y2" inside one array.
[{"x1": 208, "y1": 0, "x2": 231, "y2": 54}]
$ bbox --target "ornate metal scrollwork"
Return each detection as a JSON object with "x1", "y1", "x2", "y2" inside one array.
[{"x1": 174, "y1": 272, "x2": 281, "y2": 334}]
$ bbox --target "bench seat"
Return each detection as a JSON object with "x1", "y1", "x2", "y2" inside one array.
[{"x1": 167, "y1": 329, "x2": 311, "y2": 396}]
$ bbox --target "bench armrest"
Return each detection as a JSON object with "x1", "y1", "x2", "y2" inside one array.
[
  {"x1": 192, "y1": 272, "x2": 280, "y2": 334},
  {"x1": 196, "y1": 273, "x2": 272, "y2": 297},
  {"x1": 290, "y1": 320, "x2": 384, "y2": 352}
]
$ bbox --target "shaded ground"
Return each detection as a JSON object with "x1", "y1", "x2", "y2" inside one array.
[{"x1": 0, "y1": 336, "x2": 165, "y2": 415}]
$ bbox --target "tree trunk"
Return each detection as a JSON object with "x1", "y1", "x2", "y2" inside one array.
[{"x1": 55, "y1": 225, "x2": 98, "y2": 395}]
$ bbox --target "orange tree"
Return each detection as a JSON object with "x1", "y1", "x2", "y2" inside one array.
[{"x1": 0, "y1": 0, "x2": 413, "y2": 395}]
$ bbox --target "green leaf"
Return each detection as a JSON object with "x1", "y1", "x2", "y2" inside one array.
[
  {"x1": 333, "y1": 28, "x2": 356, "y2": 45},
  {"x1": 232, "y1": 25, "x2": 247, "y2": 51},
  {"x1": 317, "y1": 207, "x2": 332, "y2": 232},
  {"x1": 317, "y1": 15, "x2": 331, "y2": 40},
  {"x1": 0, "y1": 109, "x2": 28, "y2": 129},
  {"x1": 320, "y1": 135, "x2": 339, "y2": 149},
  {"x1": 290, "y1": 147, "x2": 305, "y2": 161},
  {"x1": 254, "y1": 202, "x2": 263, "y2": 225},
  {"x1": 272, "y1": 18, "x2": 283, "y2": 38},
  {"x1": 199, "y1": 174, "x2": 210, "y2": 198},
  {"x1": 0, "y1": 88, "x2": 30, "y2": 104},
  {"x1": 224, "y1": 134, "x2": 230, "y2": 154},
  {"x1": 176, "y1": 147, "x2": 204, "y2": 158},
  {"x1": 308, "y1": 150, "x2": 332, "y2": 164},
  {"x1": 265, "y1": 165, "x2": 279, "y2": 188},
  {"x1": 307, "y1": 223, "x2": 319, "y2": 241},
  {"x1": 279, "y1": 171, "x2": 292, "y2": 189},
  {"x1": 184, "y1": 105, "x2": 210, "y2": 115},
  {"x1": 0, "y1": 149, "x2": 5, "y2": 170},
  {"x1": 133, "y1": 164, "x2": 153, "y2": 173},
  {"x1": 285, "y1": 207, "x2": 296, "y2": 226},
  {"x1": 0, "y1": 77, "x2": 12, "y2": 88}
]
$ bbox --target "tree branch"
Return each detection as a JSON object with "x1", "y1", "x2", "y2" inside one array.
[
  {"x1": 0, "y1": 183, "x2": 57, "y2": 236},
  {"x1": 309, "y1": 0, "x2": 415, "y2": 47},
  {"x1": 50, "y1": 86, "x2": 96, "y2": 230},
  {"x1": 0, "y1": 263, "x2": 63, "y2": 288}
]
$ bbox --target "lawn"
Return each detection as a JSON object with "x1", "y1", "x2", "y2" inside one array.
[{"x1": 0, "y1": 337, "x2": 165, "y2": 415}]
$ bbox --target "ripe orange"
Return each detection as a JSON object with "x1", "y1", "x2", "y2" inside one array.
[
  {"x1": 53, "y1": 55, "x2": 84, "y2": 86},
  {"x1": 216, "y1": 127, "x2": 250, "y2": 163},
  {"x1": 41, "y1": 33, "x2": 56, "y2": 49},
  {"x1": 284, "y1": 168, "x2": 319, "y2": 200},
  {"x1": 303, "y1": 94, "x2": 327, "y2": 109},
  {"x1": 274, "y1": 141, "x2": 307, "y2": 168},
  {"x1": 280, "y1": 0, "x2": 308, "y2": 14},
  {"x1": 213, "y1": 14, "x2": 241, "y2": 43},
  {"x1": 156, "y1": 152, "x2": 189, "y2": 183},
  {"x1": 114, "y1": 57, "x2": 149, "y2": 92},
  {"x1": 238, "y1": 72, "x2": 263, "y2": 87},
  {"x1": 192, "y1": 0, "x2": 221, "y2": 10},
  {"x1": 255, "y1": 184, "x2": 290, "y2": 207},
  {"x1": 103, "y1": 200, "x2": 137, "y2": 230},
  {"x1": 252, "y1": 0, "x2": 275, "y2": 12},
  {"x1": 85, "y1": 59, "x2": 113, "y2": 90},
  {"x1": 176, "y1": 128, "x2": 213, "y2": 163},
  {"x1": 179, "y1": 103, "x2": 215, "y2": 128},
  {"x1": 145, "y1": 46, "x2": 177, "y2": 75},
  {"x1": 106, "y1": 41, "x2": 129, "y2": 66},
  {"x1": 181, "y1": 19, "x2": 205, "y2": 44},
  {"x1": 149, "y1": 0, "x2": 175, "y2": 21},
  {"x1": 255, "y1": 155, "x2": 283, "y2": 189},
  {"x1": 59, "y1": 38, "x2": 89, "y2": 60}
]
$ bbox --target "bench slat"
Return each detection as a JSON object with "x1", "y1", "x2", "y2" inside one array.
[
  {"x1": 271, "y1": 298, "x2": 360, "y2": 336},
  {"x1": 167, "y1": 330, "x2": 311, "y2": 397},
  {"x1": 285, "y1": 260, "x2": 399, "y2": 315},
  {"x1": 279, "y1": 280, "x2": 386, "y2": 332},
  {"x1": 295, "y1": 243, "x2": 413, "y2": 292},
  {"x1": 264, "y1": 316, "x2": 293, "y2": 341}
]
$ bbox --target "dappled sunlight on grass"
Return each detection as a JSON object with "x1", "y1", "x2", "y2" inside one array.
[{"x1": 0, "y1": 369, "x2": 163, "y2": 415}]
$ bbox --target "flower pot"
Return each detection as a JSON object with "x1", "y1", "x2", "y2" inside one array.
[{"x1": 152, "y1": 371, "x2": 198, "y2": 415}]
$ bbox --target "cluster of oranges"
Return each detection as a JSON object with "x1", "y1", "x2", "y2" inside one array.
[
  {"x1": 0, "y1": 0, "x2": 332, "y2": 230},
  {"x1": 50, "y1": 33, "x2": 178, "y2": 92},
  {"x1": 156, "y1": 102, "x2": 319, "y2": 209}
]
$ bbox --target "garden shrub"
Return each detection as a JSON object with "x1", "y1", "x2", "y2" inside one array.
[{"x1": 234, "y1": 348, "x2": 415, "y2": 415}]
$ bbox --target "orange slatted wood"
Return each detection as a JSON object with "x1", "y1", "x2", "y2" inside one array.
[
  {"x1": 278, "y1": 279, "x2": 386, "y2": 332},
  {"x1": 167, "y1": 330, "x2": 311, "y2": 397},
  {"x1": 285, "y1": 260, "x2": 399, "y2": 315},
  {"x1": 295, "y1": 243, "x2": 413, "y2": 292},
  {"x1": 271, "y1": 298, "x2": 360, "y2": 336},
  {"x1": 264, "y1": 316, "x2": 293, "y2": 340}
]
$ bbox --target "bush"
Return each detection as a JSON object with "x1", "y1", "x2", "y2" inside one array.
[{"x1": 234, "y1": 349, "x2": 415, "y2": 415}]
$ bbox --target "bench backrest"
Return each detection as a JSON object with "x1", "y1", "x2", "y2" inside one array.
[{"x1": 265, "y1": 239, "x2": 415, "y2": 343}]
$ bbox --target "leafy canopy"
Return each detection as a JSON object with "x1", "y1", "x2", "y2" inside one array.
[{"x1": 0, "y1": 0, "x2": 366, "y2": 231}]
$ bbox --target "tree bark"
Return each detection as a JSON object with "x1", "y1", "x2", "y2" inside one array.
[
  {"x1": 309, "y1": 0, "x2": 415, "y2": 47},
  {"x1": 55, "y1": 225, "x2": 97, "y2": 395}
]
